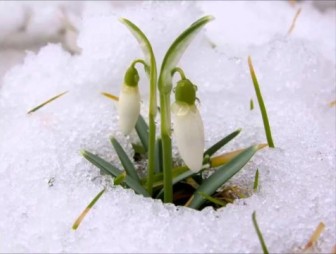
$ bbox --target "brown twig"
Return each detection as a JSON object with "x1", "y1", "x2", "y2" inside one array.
[{"x1": 287, "y1": 8, "x2": 302, "y2": 35}]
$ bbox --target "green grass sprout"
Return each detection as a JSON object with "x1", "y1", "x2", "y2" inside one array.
[
  {"x1": 248, "y1": 56, "x2": 275, "y2": 148},
  {"x1": 253, "y1": 169, "x2": 259, "y2": 192},
  {"x1": 252, "y1": 211, "x2": 269, "y2": 254},
  {"x1": 27, "y1": 91, "x2": 68, "y2": 114},
  {"x1": 250, "y1": 98, "x2": 254, "y2": 110},
  {"x1": 114, "y1": 172, "x2": 127, "y2": 185},
  {"x1": 72, "y1": 188, "x2": 105, "y2": 230}
]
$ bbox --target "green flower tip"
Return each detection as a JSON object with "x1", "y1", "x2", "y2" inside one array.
[
  {"x1": 175, "y1": 79, "x2": 197, "y2": 105},
  {"x1": 124, "y1": 65, "x2": 139, "y2": 87}
]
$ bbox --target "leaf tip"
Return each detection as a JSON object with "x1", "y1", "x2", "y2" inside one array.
[{"x1": 80, "y1": 149, "x2": 87, "y2": 156}]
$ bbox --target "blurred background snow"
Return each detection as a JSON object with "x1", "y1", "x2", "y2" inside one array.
[{"x1": 0, "y1": 1, "x2": 335, "y2": 253}]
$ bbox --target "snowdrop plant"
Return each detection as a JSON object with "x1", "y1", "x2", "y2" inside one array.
[
  {"x1": 117, "y1": 63, "x2": 141, "y2": 135},
  {"x1": 171, "y1": 73, "x2": 204, "y2": 173},
  {"x1": 79, "y1": 16, "x2": 268, "y2": 212}
]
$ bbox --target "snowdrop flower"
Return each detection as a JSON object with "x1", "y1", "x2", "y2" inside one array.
[
  {"x1": 172, "y1": 79, "x2": 204, "y2": 172},
  {"x1": 118, "y1": 65, "x2": 141, "y2": 135}
]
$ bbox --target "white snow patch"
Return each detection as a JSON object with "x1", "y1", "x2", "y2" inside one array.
[{"x1": 0, "y1": 1, "x2": 335, "y2": 253}]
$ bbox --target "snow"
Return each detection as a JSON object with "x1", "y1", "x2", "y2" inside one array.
[{"x1": 0, "y1": 1, "x2": 335, "y2": 253}]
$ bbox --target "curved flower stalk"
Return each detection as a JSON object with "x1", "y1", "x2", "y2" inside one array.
[
  {"x1": 118, "y1": 64, "x2": 141, "y2": 135},
  {"x1": 172, "y1": 77, "x2": 204, "y2": 172}
]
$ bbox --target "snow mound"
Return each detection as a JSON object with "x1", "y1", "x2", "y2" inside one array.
[{"x1": 0, "y1": 1, "x2": 335, "y2": 253}]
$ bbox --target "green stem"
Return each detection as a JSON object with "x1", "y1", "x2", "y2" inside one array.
[
  {"x1": 132, "y1": 59, "x2": 147, "y2": 69},
  {"x1": 160, "y1": 92, "x2": 173, "y2": 203},
  {"x1": 131, "y1": 58, "x2": 156, "y2": 196},
  {"x1": 147, "y1": 60, "x2": 157, "y2": 196},
  {"x1": 171, "y1": 67, "x2": 186, "y2": 80}
]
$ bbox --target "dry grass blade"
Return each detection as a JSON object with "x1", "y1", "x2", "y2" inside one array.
[
  {"x1": 332, "y1": 245, "x2": 336, "y2": 254},
  {"x1": 288, "y1": 0, "x2": 297, "y2": 7},
  {"x1": 248, "y1": 56, "x2": 275, "y2": 148},
  {"x1": 72, "y1": 188, "x2": 105, "y2": 230},
  {"x1": 303, "y1": 222, "x2": 325, "y2": 251},
  {"x1": 329, "y1": 100, "x2": 336, "y2": 107},
  {"x1": 101, "y1": 92, "x2": 119, "y2": 101},
  {"x1": 287, "y1": 8, "x2": 302, "y2": 35},
  {"x1": 198, "y1": 192, "x2": 226, "y2": 207},
  {"x1": 210, "y1": 144, "x2": 267, "y2": 168},
  {"x1": 27, "y1": 91, "x2": 68, "y2": 114}
]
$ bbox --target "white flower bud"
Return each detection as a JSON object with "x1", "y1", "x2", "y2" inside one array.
[
  {"x1": 172, "y1": 102, "x2": 205, "y2": 172},
  {"x1": 118, "y1": 84, "x2": 140, "y2": 135}
]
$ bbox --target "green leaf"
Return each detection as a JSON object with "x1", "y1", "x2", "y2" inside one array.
[
  {"x1": 110, "y1": 137, "x2": 141, "y2": 183},
  {"x1": 120, "y1": 18, "x2": 156, "y2": 78},
  {"x1": 204, "y1": 128, "x2": 242, "y2": 157},
  {"x1": 158, "y1": 15, "x2": 214, "y2": 93},
  {"x1": 248, "y1": 56, "x2": 275, "y2": 148},
  {"x1": 135, "y1": 115, "x2": 149, "y2": 152},
  {"x1": 81, "y1": 150, "x2": 149, "y2": 197},
  {"x1": 27, "y1": 91, "x2": 68, "y2": 114},
  {"x1": 252, "y1": 211, "x2": 269, "y2": 254},
  {"x1": 188, "y1": 145, "x2": 260, "y2": 209},
  {"x1": 253, "y1": 169, "x2": 259, "y2": 192},
  {"x1": 72, "y1": 188, "x2": 105, "y2": 230},
  {"x1": 197, "y1": 191, "x2": 226, "y2": 207}
]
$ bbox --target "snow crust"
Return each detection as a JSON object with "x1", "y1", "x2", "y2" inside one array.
[{"x1": 0, "y1": 1, "x2": 335, "y2": 253}]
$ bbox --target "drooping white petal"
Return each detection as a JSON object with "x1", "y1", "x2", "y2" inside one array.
[
  {"x1": 172, "y1": 102, "x2": 205, "y2": 172},
  {"x1": 118, "y1": 84, "x2": 140, "y2": 135}
]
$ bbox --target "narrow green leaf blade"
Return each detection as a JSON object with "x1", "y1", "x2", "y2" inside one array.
[
  {"x1": 188, "y1": 145, "x2": 260, "y2": 209},
  {"x1": 135, "y1": 115, "x2": 149, "y2": 152},
  {"x1": 248, "y1": 56, "x2": 275, "y2": 148},
  {"x1": 158, "y1": 15, "x2": 214, "y2": 92},
  {"x1": 252, "y1": 211, "x2": 270, "y2": 254},
  {"x1": 81, "y1": 150, "x2": 149, "y2": 197},
  {"x1": 27, "y1": 91, "x2": 68, "y2": 114},
  {"x1": 72, "y1": 188, "x2": 105, "y2": 230},
  {"x1": 110, "y1": 137, "x2": 141, "y2": 183},
  {"x1": 204, "y1": 128, "x2": 242, "y2": 157},
  {"x1": 120, "y1": 18, "x2": 155, "y2": 72}
]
